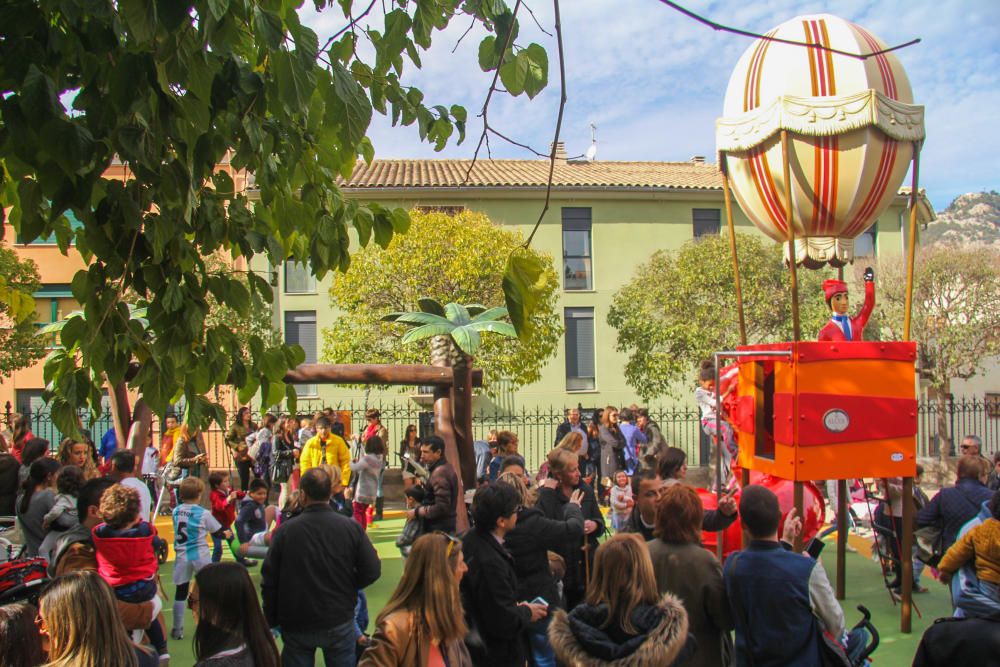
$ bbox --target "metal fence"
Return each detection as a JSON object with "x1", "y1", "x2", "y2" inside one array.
[{"x1": 4, "y1": 395, "x2": 997, "y2": 471}]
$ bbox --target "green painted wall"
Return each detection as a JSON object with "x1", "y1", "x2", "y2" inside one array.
[{"x1": 257, "y1": 187, "x2": 913, "y2": 413}]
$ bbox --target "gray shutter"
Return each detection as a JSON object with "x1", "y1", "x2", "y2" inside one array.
[
  {"x1": 284, "y1": 311, "x2": 317, "y2": 363},
  {"x1": 565, "y1": 308, "x2": 595, "y2": 390}
]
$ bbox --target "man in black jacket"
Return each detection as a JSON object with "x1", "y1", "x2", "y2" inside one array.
[
  {"x1": 407, "y1": 435, "x2": 458, "y2": 534},
  {"x1": 462, "y1": 482, "x2": 547, "y2": 666},
  {"x1": 621, "y1": 469, "x2": 739, "y2": 540},
  {"x1": 262, "y1": 467, "x2": 381, "y2": 667}
]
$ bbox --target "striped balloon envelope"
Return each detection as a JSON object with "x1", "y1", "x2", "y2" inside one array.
[{"x1": 716, "y1": 15, "x2": 925, "y2": 268}]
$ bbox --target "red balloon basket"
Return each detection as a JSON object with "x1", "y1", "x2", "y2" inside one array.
[{"x1": 698, "y1": 468, "x2": 825, "y2": 561}]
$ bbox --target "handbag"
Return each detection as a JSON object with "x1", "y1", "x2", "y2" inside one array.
[
  {"x1": 270, "y1": 453, "x2": 294, "y2": 484},
  {"x1": 914, "y1": 524, "x2": 944, "y2": 567}
]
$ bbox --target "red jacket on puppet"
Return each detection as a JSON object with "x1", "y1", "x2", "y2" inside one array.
[
  {"x1": 818, "y1": 280, "x2": 875, "y2": 342},
  {"x1": 91, "y1": 521, "x2": 159, "y2": 587}
]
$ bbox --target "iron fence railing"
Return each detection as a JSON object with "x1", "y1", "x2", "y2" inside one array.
[{"x1": 3, "y1": 395, "x2": 996, "y2": 472}]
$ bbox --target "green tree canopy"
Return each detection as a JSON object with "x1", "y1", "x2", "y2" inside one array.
[
  {"x1": 607, "y1": 233, "x2": 832, "y2": 401},
  {"x1": 325, "y1": 209, "x2": 562, "y2": 393},
  {"x1": 0, "y1": 242, "x2": 46, "y2": 378},
  {"x1": 876, "y1": 245, "x2": 1000, "y2": 457},
  {"x1": 0, "y1": 1, "x2": 548, "y2": 434}
]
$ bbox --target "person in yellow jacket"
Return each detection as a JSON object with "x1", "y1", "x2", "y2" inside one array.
[{"x1": 300, "y1": 416, "x2": 351, "y2": 487}]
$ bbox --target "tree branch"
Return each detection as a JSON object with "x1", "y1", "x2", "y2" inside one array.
[{"x1": 319, "y1": 0, "x2": 379, "y2": 56}]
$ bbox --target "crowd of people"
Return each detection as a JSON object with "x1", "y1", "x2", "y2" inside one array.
[{"x1": 1, "y1": 402, "x2": 999, "y2": 665}]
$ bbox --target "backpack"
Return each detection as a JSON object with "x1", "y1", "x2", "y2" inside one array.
[{"x1": 253, "y1": 438, "x2": 273, "y2": 479}]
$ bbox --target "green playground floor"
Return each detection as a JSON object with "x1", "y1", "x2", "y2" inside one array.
[{"x1": 157, "y1": 516, "x2": 948, "y2": 666}]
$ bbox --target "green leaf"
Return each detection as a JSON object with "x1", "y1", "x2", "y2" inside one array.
[
  {"x1": 467, "y1": 320, "x2": 517, "y2": 338},
  {"x1": 237, "y1": 376, "x2": 260, "y2": 405},
  {"x1": 260, "y1": 377, "x2": 285, "y2": 408},
  {"x1": 285, "y1": 383, "x2": 298, "y2": 417},
  {"x1": 499, "y1": 50, "x2": 529, "y2": 96},
  {"x1": 450, "y1": 325, "x2": 481, "y2": 356},
  {"x1": 120, "y1": 0, "x2": 158, "y2": 43},
  {"x1": 386, "y1": 311, "x2": 452, "y2": 327},
  {"x1": 373, "y1": 215, "x2": 393, "y2": 249},
  {"x1": 444, "y1": 302, "x2": 471, "y2": 326},
  {"x1": 206, "y1": 0, "x2": 229, "y2": 21},
  {"x1": 227, "y1": 280, "x2": 251, "y2": 315},
  {"x1": 522, "y1": 43, "x2": 548, "y2": 99},
  {"x1": 478, "y1": 36, "x2": 500, "y2": 71},
  {"x1": 503, "y1": 250, "x2": 550, "y2": 340},
  {"x1": 21, "y1": 66, "x2": 63, "y2": 120},
  {"x1": 259, "y1": 348, "x2": 286, "y2": 382},
  {"x1": 401, "y1": 322, "x2": 456, "y2": 344},
  {"x1": 417, "y1": 298, "x2": 446, "y2": 316},
  {"x1": 50, "y1": 399, "x2": 82, "y2": 440},
  {"x1": 471, "y1": 306, "x2": 509, "y2": 322},
  {"x1": 274, "y1": 49, "x2": 315, "y2": 112}
]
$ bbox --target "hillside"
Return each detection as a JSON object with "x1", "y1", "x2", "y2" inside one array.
[{"x1": 923, "y1": 191, "x2": 1000, "y2": 247}]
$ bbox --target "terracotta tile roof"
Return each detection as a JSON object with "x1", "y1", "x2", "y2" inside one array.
[{"x1": 341, "y1": 159, "x2": 724, "y2": 190}]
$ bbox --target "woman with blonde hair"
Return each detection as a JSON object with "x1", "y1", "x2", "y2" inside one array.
[
  {"x1": 598, "y1": 406, "x2": 626, "y2": 495},
  {"x1": 358, "y1": 533, "x2": 472, "y2": 666},
  {"x1": 37, "y1": 570, "x2": 156, "y2": 667},
  {"x1": 536, "y1": 448, "x2": 605, "y2": 610},
  {"x1": 536, "y1": 431, "x2": 584, "y2": 484},
  {"x1": 549, "y1": 533, "x2": 691, "y2": 666},
  {"x1": 173, "y1": 424, "x2": 211, "y2": 507},
  {"x1": 647, "y1": 485, "x2": 732, "y2": 667},
  {"x1": 56, "y1": 438, "x2": 99, "y2": 480}
]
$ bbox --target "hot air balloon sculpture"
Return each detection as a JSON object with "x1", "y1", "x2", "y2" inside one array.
[
  {"x1": 709, "y1": 14, "x2": 927, "y2": 632},
  {"x1": 716, "y1": 14, "x2": 924, "y2": 268}
]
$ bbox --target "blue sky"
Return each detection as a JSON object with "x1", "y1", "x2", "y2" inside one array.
[{"x1": 301, "y1": 0, "x2": 1000, "y2": 212}]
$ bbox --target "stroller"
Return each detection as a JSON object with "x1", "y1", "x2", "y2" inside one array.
[
  {"x1": 0, "y1": 516, "x2": 49, "y2": 606},
  {"x1": 826, "y1": 605, "x2": 880, "y2": 667},
  {"x1": 149, "y1": 463, "x2": 187, "y2": 565}
]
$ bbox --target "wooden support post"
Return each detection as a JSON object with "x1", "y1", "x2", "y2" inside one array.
[
  {"x1": 451, "y1": 364, "x2": 477, "y2": 491},
  {"x1": 837, "y1": 479, "x2": 848, "y2": 600},
  {"x1": 780, "y1": 130, "x2": 801, "y2": 342},
  {"x1": 901, "y1": 476, "x2": 914, "y2": 633},
  {"x1": 721, "y1": 161, "x2": 748, "y2": 346},
  {"x1": 903, "y1": 145, "x2": 922, "y2": 341}
]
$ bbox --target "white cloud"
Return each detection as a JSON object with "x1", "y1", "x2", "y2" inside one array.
[{"x1": 300, "y1": 0, "x2": 1000, "y2": 210}]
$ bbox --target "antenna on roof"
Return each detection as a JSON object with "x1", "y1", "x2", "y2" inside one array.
[{"x1": 585, "y1": 123, "x2": 598, "y2": 162}]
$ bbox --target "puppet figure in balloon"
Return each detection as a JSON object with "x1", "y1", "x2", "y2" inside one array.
[{"x1": 818, "y1": 267, "x2": 875, "y2": 342}]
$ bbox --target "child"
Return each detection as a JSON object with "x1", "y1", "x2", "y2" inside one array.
[
  {"x1": 233, "y1": 478, "x2": 277, "y2": 558},
  {"x1": 695, "y1": 360, "x2": 737, "y2": 488},
  {"x1": 396, "y1": 486, "x2": 426, "y2": 558},
  {"x1": 42, "y1": 465, "x2": 83, "y2": 532},
  {"x1": 609, "y1": 470, "x2": 634, "y2": 532},
  {"x1": 937, "y1": 491, "x2": 1000, "y2": 611},
  {"x1": 208, "y1": 471, "x2": 245, "y2": 563},
  {"x1": 349, "y1": 436, "x2": 384, "y2": 531},
  {"x1": 141, "y1": 433, "x2": 160, "y2": 500},
  {"x1": 92, "y1": 483, "x2": 168, "y2": 660},
  {"x1": 172, "y1": 476, "x2": 231, "y2": 640},
  {"x1": 328, "y1": 467, "x2": 354, "y2": 518}
]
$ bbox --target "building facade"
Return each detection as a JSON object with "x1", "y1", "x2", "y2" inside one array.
[{"x1": 263, "y1": 156, "x2": 924, "y2": 413}]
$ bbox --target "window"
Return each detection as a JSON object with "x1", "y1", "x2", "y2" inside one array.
[
  {"x1": 692, "y1": 208, "x2": 721, "y2": 238},
  {"x1": 565, "y1": 307, "x2": 595, "y2": 391},
  {"x1": 562, "y1": 208, "x2": 593, "y2": 290},
  {"x1": 414, "y1": 206, "x2": 465, "y2": 216},
  {"x1": 284, "y1": 262, "x2": 316, "y2": 294},
  {"x1": 854, "y1": 222, "x2": 877, "y2": 258},
  {"x1": 15, "y1": 389, "x2": 45, "y2": 419},
  {"x1": 285, "y1": 311, "x2": 318, "y2": 396}
]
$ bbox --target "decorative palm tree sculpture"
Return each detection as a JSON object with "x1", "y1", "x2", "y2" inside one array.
[{"x1": 383, "y1": 298, "x2": 518, "y2": 371}]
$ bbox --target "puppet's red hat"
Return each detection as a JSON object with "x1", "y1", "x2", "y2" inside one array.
[{"x1": 823, "y1": 279, "x2": 848, "y2": 301}]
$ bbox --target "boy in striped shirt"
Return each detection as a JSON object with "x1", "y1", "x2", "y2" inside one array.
[{"x1": 170, "y1": 476, "x2": 231, "y2": 639}]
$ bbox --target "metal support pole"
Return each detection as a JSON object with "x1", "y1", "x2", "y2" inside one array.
[
  {"x1": 901, "y1": 476, "x2": 915, "y2": 633},
  {"x1": 714, "y1": 354, "x2": 724, "y2": 561},
  {"x1": 837, "y1": 479, "x2": 848, "y2": 599},
  {"x1": 780, "y1": 130, "x2": 801, "y2": 341},
  {"x1": 900, "y1": 143, "x2": 921, "y2": 634},
  {"x1": 721, "y1": 160, "x2": 748, "y2": 346}
]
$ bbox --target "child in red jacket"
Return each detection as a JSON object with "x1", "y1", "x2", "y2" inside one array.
[
  {"x1": 92, "y1": 483, "x2": 168, "y2": 660},
  {"x1": 209, "y1": 470, "x2": 246, "y2": 563}
]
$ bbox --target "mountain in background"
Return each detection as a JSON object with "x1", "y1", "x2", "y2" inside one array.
[{"x1": 923, "y1": 191, "x2": 1000, "y2": 247}]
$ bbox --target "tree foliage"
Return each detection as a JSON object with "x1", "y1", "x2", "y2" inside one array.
[
  {"x1": 608, "y1": 233, "x2": 832, "y2": 401},
  {"x1": 877, "y1": 245, "x2": 1000, "y2": 391},
  {"x1": 325, "y1": 210, "x2": 562, "y2": 393},
  {"x1": 0, "y1": 242, "x2": 46, "y2": 378},
  {"x1": 0, "y1": 1, "x2": 547, "y2": 435}
]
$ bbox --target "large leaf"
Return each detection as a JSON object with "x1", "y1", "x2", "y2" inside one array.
[
  {"x1": 450, "y1": 325, "x2": 481, "y2": 357},
  {"x1": 503, "y1": 250, "x2": 550, "y2": 341},
  {"x1": 471, "y1": 306, "x2": 509, "y2": 322},
  {"x1": 467, "y1": 320, "x2": 517, "y2": 338},
  {"x1": 444, "y1": 302, "x2": 471, "y2": 326},
  {"x1": 383, "y1": 311, "x2": 452, "y2": 327},
  {"x1": 522, "y1": 43, "x2": 548, "y2": 99},
  {"x1": 401, "y1": 322, "x2": 456, "y2": 344},
  {"x1": 417, "y1": 297, "x2": 446, "y2": 316}
]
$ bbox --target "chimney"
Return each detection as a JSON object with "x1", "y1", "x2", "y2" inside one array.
[
  {"x1": 690, "y1": 155, "x2": 706, "y2": 164},
  {"x1": 550, "y1": 141, "x2": 568, "y2": 164}
]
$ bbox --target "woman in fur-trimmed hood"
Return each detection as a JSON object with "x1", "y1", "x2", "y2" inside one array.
[{"x1": 549, "y1": 533, "x2": 693, "y2": 666}]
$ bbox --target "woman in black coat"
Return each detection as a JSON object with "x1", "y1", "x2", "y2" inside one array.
[
  {"x1": 536, "y1": 448, "x2": 606, "y2": 610},
  {"x1": 500, "y1": 470, "x2": 584, "y2": 667}
]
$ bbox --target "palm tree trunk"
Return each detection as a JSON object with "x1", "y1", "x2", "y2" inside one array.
[{"x1": 430, "y1": 336, "x2": 469, "y2": 532}]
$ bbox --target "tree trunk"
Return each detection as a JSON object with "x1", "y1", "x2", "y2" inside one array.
[
  {"x1": 107, "y1": 380, "x2": 132, "y2": 452},
  {"x1": 451, "y1": 355, "x2": 477, "y2": 491},
  {"x1": 430, "y1": 336, "x2": 469, "y2": 532},
  {"x1": 934, "y1": 383, "x2": 952, "y2": 462}
]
